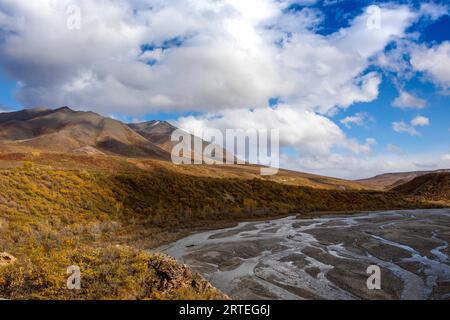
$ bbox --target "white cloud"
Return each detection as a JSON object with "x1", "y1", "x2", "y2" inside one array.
[
  {"x1": 392, "y1": 91, "x2": 427, "y2": 109},
  {"x1": 411, "y1": 116, "x2": 430, "y2": 127},
  {"x1": 392, "y1": 116, "x2": 430, "y2": 136},
  {"x1": 392, "y1": 121, "x2": 419, "y2": 136},
  {"x1": 340, "y1": 112, "x2": 372, "y2": 128},
  {"x1": 386, "y1": 144, "x2": 405, "y2": 155},
  {"x1": 176, "y1": 105, "x2": 374, "y2": 156},
  {"x1": 277, "y1": 3, "x2": 418, "y2": 114},
  {"x1": 283, "y1": 152, "x2": 450, "y2": 180},
  {"x1": 419, "y1": 3, "x2": 449, "y2": 20},
  {"x1": 410, "y1": 41, "x2": 450, "y2": 92},
  {"x1": 0, "y1": 1, "x2": 445, "y2": 178},
  {"x1": 0, "y1": 1, "x2": 421, "y2": 116},
  {"x1": 345, "y1": 138, "x2": 376, "y2": 155},
  {"x1": 333, "y1": 4, "x2": 416, "y2": 60}
]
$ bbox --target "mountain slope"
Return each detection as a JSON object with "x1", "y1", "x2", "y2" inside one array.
[
  {"x1": 393, "y1": 172, "x2": 450, "y2": 202},
  {"x1": 0, "y1": 107, "x2": 369, "y2": 190},
  {"x1": 0, "y1": 107, "x2": 384, "y2": 190},
  {"x1": 128, "y1": 121, "x2": 178, "y2": 152},
  {"x1": 356, "y1": 169, "x2": 450, "y2": 190},
  {"x1": 0, "y1": 151, "x2": 370, "y2": 190},
  {"x1": 128, "y1": 120, "x2": 235, "y2": 162},
  {"x1": 0, "y1": 107, "x2": 170, "y2": 159}
]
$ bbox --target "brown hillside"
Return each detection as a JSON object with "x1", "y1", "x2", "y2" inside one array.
[
  {"x1": 0, "y1": 107, "x2": 170, "y2": 159},
  {"x1": 393, "y1": 172, "x2": 450, "y2": 202},
  {"x1": 128, "y1": 121, "x2": 179, "y2": 152},
  {"x1": 356, "y1": 169, "x2": 450, "y2": 190},
  {"x1": 0, "y1": 108, "x2": 376, "y2": 190},
  {"x1": 128, "y1": 120, "x2": 234, "y2": 162},
  {"x1": 0, "y1": 152, "x2": 370, "y2": 190}
]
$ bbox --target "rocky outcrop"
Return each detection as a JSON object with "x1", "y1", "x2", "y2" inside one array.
[
  {"x1": 149, "y1": 254, "x2": 229, "y2": 300},
  {"x1": 0, "y1": 252, "x2": 16, "y2": 267}
]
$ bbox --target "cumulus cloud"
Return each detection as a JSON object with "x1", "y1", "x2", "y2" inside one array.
[
  {"x1": 282, "y1": 151, "x2": 450, "y2": 179},
  {"x1": 392, "y1": 91, "x2": 427, "y2": 109},
  {"x1": 176, "y1": 105, "x2": 374, "y2": 156},
  {"x1": 392, "y1": 121, "x2": 419, "y2": 136},
  {"x1": 0, "y1": 0, "x2": 421, "y2": 115},
  {"x1": 392, "y1": 116, "x2": 430, "y2": 136},
  {"x1": 419, "y1": 2, "x2": 449, "y2": 20},
  {"x1": 410, "y1": 41, "x2": 450, "y2": 93},
  {"x1": 340, "y1": 112, "x2": 372, "y2": 128},
  {"x1": 411, "y1": 116, "x2": 430, "y2": 127},
  {"x1": 0, "y1": 0, "x2": 445, "y2": 178}
]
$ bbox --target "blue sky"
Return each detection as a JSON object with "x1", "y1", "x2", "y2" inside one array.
[
  {"x1": 0, "y1": 73, "x2": 20, "y2": 110},
  {"x1": 0, "y1": 0, "x2": 449, "y2": 178},
  {"x1": 328, "y1": 0, "x2": 450, "y2": 158},
  {"x1": 336, "y1": 74, "x2": 449, "y2": 154}
]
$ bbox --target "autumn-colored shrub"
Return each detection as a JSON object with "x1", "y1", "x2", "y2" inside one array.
[{"x1": 0, "y1": 166, "x2": 437, "y2": 299}]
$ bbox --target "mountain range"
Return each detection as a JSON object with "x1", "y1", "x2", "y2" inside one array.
[
  {"x1": 0, "y1": 106, "x2": 448, "y2": 191},
  {"x1": 0, "y1": 107, "x2": 170, "y2": 159},
  {"x1": 357, "y1": 169, "x2": 450, "y2": 190}
]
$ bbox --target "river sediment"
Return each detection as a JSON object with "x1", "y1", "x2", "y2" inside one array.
[{"x1": 160, "y1": 209, "x2": 450, "y2": 300}]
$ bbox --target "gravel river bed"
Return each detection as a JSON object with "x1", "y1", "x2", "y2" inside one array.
[{"x1": 159, "y1": 209, "x2": 450, "y2": 300}]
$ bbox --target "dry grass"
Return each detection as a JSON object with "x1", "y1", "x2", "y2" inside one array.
[
  {"x1": 0, "y1": 156, "x2": 442, "y2": 300},
  {"x1": 0, "y1": 152, "x2": 370, "y2": 190},
  {"x1": 393, "y1": 172, "x2": 450, "y2": 201}
]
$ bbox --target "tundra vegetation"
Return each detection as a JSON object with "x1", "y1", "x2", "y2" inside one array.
[{"x1": 0, "y1": 154, "x2": 442, "y2": 299}]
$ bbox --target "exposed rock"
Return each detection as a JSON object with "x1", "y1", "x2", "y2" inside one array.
[
  {"x1": 149, "y1": 254, "x2": 229, "y2": 299},
  {"x1": 0, "y1": 252, "x2": 16, "y2": 267},
  {"x1": 72, "y1": 146, "x2": 105, "y2": 155}
]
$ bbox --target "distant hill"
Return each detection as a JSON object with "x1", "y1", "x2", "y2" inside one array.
[
  {"x1": 128, "y1": 120, "x2": 178, "y2": 152},
  {"x1": 0, "y1": 107, "x2": 419, "y2": 191},
  {"x1": 393, "y1": 172, "x2": 450, "y2": 202},
  {"x1": 0, "y1": 107, "x2": 170, "y2": 159},
  {"x1": 356, "y1": 169, "x2": 450, "y2": 190},
  {"x1": 128, "y1": 120, "x2": 235, "y2": 162}
]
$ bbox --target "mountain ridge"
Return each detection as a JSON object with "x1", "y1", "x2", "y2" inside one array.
[
  {"x1": 357, "y1": 169, "x2": 450, "y2": 190},
  {"x1": 1, "y1": 107, "x2": 448, "y2": 191},
  {"x1": 0, "y1": 107, "x2": 170, "y2": 160},
  {"x1": 128, "y1": 120, "x2": 236, "y2": 163},
  {"x1": 393, "y1": 172, "x2": 450, "y2": 202}
]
